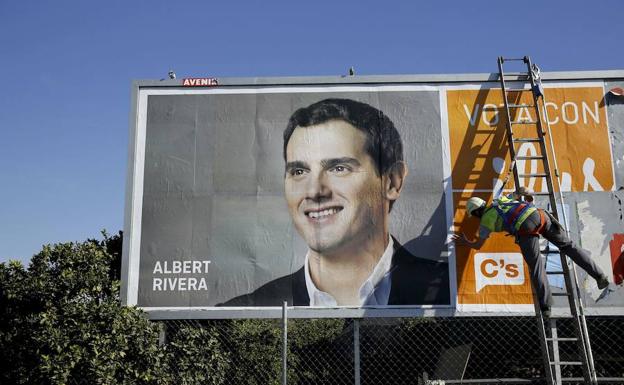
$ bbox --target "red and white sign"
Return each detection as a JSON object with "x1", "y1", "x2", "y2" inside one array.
[{"x1": 182, "y1": 78, "x2": 218, "y2": 87}]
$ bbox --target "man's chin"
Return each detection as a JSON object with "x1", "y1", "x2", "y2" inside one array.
[
  {"x1": 306, "y1": 238, "x2": 351, "y2": 256},
  {"x1": 309, "y1": 243, "x2": 333, "y2": 254}
]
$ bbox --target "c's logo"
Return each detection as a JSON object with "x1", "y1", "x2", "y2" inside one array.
[{"x1": 474, "y1": 253, "x2": 524, "y2": 292}]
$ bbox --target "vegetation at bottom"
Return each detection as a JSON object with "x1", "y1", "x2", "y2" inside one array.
[
  {"x1": 0, "y1": 232, "x2": 228, "y2": 385},
  {"x1": 0, "y1": 233, "x2": 357, "y2": 385}
]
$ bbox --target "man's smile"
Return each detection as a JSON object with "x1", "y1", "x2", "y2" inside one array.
[{"x1": 304, "y1": 206, "x2": 344, "y2": 221}]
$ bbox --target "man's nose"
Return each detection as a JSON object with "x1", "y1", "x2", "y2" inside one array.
[{"x1": 305, "y1": 171, "x2": 331, "y2": 201}]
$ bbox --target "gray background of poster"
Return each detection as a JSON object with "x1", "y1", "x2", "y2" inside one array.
[{"x1": 137, "y1": 90, "x2": 447, "y2": 307}]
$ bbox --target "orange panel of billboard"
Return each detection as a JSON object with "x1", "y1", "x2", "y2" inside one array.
[{"x1": 447, "y1": 85, "x2": 614, "y2": 308}]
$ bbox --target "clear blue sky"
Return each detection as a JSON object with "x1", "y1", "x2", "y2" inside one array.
[{"x1": 1, "y1": 0, "x2": 622, "y2": 264}]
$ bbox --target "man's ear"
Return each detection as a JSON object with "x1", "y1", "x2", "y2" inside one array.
[{"x1": 384, "y1": 161, "x2": 408, "y2": 201}]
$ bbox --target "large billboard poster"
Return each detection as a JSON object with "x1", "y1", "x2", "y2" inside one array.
[
  {"x1": 122, "y1": 75, "x2": 624, "y2": 318},
  {"x1": 124, "y1": 86, "x2": 454, "y2": 314}
]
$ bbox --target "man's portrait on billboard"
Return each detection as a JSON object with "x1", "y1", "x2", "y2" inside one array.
[
  {"x1": 132, "y1": 88, "x2": 451, "y2": 310},
  {"x1": 224, "y1": 98, "x2": 450, "y2": 306}
]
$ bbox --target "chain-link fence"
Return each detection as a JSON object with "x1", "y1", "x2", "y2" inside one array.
[{"x1": 159, "y1": 315, "x2": 624, "y2": 385}]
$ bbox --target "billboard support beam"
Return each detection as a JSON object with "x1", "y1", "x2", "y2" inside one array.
[
  {"x1": 354, "y1": 319, "x2": 361, "y2": 385},
  {"x1": 282, "y1": 301, "x2": 288, "y2": 385}
]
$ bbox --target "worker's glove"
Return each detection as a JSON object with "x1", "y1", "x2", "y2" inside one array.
[{"x1": 515, "y1": 187, "x2": 534, "y2": 202}]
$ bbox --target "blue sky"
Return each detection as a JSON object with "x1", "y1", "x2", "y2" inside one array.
[{"x1": 1, "y1": 0, "x2": 622, "y2": 264}]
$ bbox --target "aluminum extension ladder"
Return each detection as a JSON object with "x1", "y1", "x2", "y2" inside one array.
[{"x1": 497, "y1": 56, "x2": 598, "y2": 385}]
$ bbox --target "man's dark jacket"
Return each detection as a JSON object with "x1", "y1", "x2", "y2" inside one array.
[{"x1": 222, "y1": 239, "x2": 450, "y2": 306}]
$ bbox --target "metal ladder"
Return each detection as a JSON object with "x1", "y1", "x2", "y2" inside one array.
[{"x1": 497, "y1": 56, "x2": 598, "y2": 385}]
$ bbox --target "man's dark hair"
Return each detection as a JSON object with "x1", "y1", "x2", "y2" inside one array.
[{"x1": 283, "y1": 98, "x2": 404, "y2": 175}]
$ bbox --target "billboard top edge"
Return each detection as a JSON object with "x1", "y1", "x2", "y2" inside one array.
[{"x1": 133, "y1": 70, "x2": 624, "y2": 88}]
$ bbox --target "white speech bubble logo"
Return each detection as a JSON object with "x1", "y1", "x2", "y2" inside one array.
[{"x1": 474, "y1": 253, "x2": 525, "y2": 292}]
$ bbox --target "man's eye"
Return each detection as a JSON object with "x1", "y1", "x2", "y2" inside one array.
[
  {"x1": 330, "y1": 165, "x2": 349, "y2": 173},
  {"x1": 290, "y1": 169, "x2": 306, "y2": 176}
]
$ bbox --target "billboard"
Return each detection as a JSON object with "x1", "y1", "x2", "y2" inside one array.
[{"x1": 122, "y1": 73, "x2": 624, "y2": 318}]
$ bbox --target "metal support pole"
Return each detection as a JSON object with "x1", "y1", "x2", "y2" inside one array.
[
  {"x1": 158, "y1": 321, "x2": 166, "y2": 346},
  {"x1": 282, "y1": 301, "x2": 288, "y2": 385},
  {"x1": 354, "y1": 319, "x2": 361, "y2": 385}
]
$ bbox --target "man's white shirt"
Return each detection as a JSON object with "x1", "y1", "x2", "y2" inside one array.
[{"x1": 304, "y1": 237, "x2": 394, "y2": 306}]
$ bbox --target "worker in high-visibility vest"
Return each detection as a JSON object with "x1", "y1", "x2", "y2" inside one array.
[{"x1": 452, "y1": 187, "x2": 610, "y2": 316}]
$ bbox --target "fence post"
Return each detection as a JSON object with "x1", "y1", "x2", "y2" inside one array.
[
  {"x1": 354, "y1": 318, "x2": 361, "y2": 385},
  {"x1": 282, "y1": 301, "x2": 288, "y2": 385},
  {"x1": 158, "y1": 321, "x2": 166, "y2": 346}
]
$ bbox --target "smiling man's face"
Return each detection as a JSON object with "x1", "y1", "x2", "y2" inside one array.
[{"x1": 284, "y1": 119, "x2": 388, "y2": 255}]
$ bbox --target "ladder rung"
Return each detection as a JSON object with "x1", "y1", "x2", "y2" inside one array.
[
  {"x1": 508, "y1": 104, "x2": 534, "y2": 108},
  {"x1": 550, "y1": 361, "x2": 583, "y2": 366},
  {"x1": 511, "y1": 120, "x2": 538, "y2": 124},
  {"x1": 513, "y1": 138, "x2": 541, "y2": 142},
  {"x1": 502, "y1": 72, "x2": 529, "y2": 77},
  {"x1": 546, "y1": 337, "x2": 578, "y2": 341},
  {"x1": 518, "y1": 173, "x2": 549, "y2": 178},
  {"x1": 505, "y1": 88, "x2": 530, "y2": 92},
  {"x1": 502, "y1": 57, "x2": 527, "y2": 62},
  {"x1": 531, "y1": 192, "x2": 552, "y2": 196},
  {"x1": 515, "y1": 156, "x2": 544, "y2": 160},
  {"x1": 546, "y1": 271, "x2": 565, "y2": 275},
  {"x1": 552, "y1": 292, "x2": 571, "y2": 297}
]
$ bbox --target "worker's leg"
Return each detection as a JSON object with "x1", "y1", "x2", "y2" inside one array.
[
  {"x1": 541, "y1": 212, "x2": 606, "y2": 280},
  {"x1": 517, "y1": 231, "x2": 551, "y2": 309}
]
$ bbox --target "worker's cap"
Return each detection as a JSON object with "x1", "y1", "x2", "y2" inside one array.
[{"x1": 466, "y1": 197, "x2": 486, "y2": 217}]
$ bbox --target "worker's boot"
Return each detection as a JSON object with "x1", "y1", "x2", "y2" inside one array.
[{"x1": 597, "y1": 275, "x2": 610, "y2": 290}]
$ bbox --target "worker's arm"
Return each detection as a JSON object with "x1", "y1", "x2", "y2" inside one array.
[{"x1": 451, "y1": 233, "x2": 486, "y2": 250}]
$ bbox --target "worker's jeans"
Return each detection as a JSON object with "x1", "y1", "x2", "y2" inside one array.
[{"x1": 516, "y1": 210, "x2": 605, "y2": 309}]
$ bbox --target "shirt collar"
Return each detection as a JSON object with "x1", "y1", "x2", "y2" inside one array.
[{"x1": 304, "y1": 236, "x2": 395, "y2": 306}]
